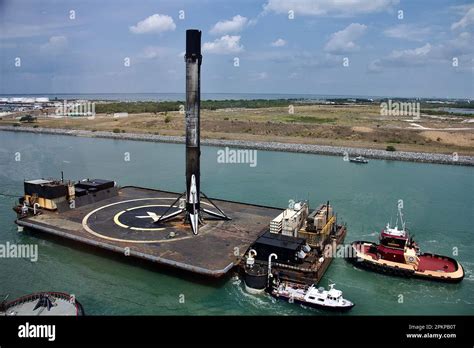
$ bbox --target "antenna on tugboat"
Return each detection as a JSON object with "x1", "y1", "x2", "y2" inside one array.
[{"x1": 398, "y1": 201, "x2": 405, "y2": 231}]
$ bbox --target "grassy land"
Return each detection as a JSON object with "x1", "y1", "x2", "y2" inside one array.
[
  {"x1": 93, "y1": 99, "x2": 302, "y2": 114},
  {"x1": 1, "y1": 101, "x2": 473, "y2": 155}
]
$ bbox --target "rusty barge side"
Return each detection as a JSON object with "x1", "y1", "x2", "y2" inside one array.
[{"x1": 272, "y1": 225, "x2": 347, "y2": 285}]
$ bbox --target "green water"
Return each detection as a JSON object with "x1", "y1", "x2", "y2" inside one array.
[{"x1": 0, "y1": 131, "x2": 473, "y2": 315}]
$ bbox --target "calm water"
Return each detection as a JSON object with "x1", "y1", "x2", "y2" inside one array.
[
  {"x1": 439, "y1": 107, "x2": 474, "y2": 115},
  {"x1": 0, "y1": 131, "x2": 473, "y2": 315}
]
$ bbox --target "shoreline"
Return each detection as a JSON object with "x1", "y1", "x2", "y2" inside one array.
[{"x1": 1, "y1": 125, "x2": 473, "y2": 166}]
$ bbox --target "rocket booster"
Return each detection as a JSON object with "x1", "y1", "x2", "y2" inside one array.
[
  {"x1": 155, "y1": 29, "x2": 229, "y2": 234},
  {"x1": 185, "y1": 29, "x2": 202, "y2": 234}
]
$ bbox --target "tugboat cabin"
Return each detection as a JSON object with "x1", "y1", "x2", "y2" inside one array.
[{"x1": 377, "y1": 229, "x2": 409, "y2": 263}]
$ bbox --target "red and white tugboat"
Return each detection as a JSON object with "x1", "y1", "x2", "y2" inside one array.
[{"x1": 348, "y1": 202, "x2": 464, "y2": 283}]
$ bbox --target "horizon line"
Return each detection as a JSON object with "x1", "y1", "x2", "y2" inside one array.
[{"x1": 0, "y1": 92, "x2": 471, "y2": 100}]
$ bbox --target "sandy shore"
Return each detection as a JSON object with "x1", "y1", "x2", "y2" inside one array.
[{"x1": 1, "y1": 126, "x2": 473, "y2": 166}]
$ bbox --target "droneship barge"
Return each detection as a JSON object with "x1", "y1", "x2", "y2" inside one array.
[
  {"x1": 14, "y1": 178, "x2": 282, "y2": 277},
  {"x1": 13, "y1": 178, "x2": 346, "y2": 286},
  {"x1": 12, "y1": 30, "x2": 346, "y2": 287}
]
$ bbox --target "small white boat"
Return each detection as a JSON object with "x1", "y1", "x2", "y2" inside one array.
[
  {"x1": 349, "y1": 156, "x2": 368, "y2": 164},
  {"x1": 270, "y1": 281, "x2": 354, "y2": 311}
]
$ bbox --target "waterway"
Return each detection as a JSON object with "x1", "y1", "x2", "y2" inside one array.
[{"x1": 0, "y1": 131, "x2": 472, "y2": 315}]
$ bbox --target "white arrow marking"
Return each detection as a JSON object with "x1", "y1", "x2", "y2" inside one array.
[{"x1": 136, "y1": 211, "x2": 160, "y2": 222}]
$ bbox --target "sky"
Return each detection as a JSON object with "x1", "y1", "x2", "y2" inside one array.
[{"x1": 0, "y1": 0, "x2": 473, "y2": 98}]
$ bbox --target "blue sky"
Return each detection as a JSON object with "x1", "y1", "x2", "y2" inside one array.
[{"x1": 0, "y1": 0, "x2": 473, "y2": 98}]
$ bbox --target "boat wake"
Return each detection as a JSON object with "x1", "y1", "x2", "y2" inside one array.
[
  {"x1": 360, "y1": 231, "x2": 378, "y2": 237},
  {"x1": 229, "y1": 276, "x2": 273, "y2": 309},
  {"x1": 229, "y1": 276, "x2": 302, "y2": 315},
  {"x1": 461, "y1": 262, "x2": 474, "y2": 282}
]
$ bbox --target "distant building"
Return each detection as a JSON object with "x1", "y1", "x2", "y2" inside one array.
[{"x1": 113, "y1": 112, "x2": 128, "y2": 118}]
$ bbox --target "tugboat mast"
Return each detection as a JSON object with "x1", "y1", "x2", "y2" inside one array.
[{"x1": 397, "y1": 203, "x2": 405, "y2": 231}]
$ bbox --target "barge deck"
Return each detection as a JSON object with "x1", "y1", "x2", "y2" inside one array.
[{"x1": 16, "y1": 186, "x2": 282, "y2": 277}]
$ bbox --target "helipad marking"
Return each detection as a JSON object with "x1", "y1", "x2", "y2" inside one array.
[
  {"x1": 82, "y1": 197, "x2": 215, "y2": 244},
  {"x1": 115, "y1": 203, "x2": 214, "y2": 229},
  {"x1": 113, "y1": 205, "x2": 169, "y2": 231},
  {"x1": 113, "y1": 210, "x2": 129, "y2": 229},
  {"x1": 136, "y1": 212, "x2": 160, "y2": 222}
]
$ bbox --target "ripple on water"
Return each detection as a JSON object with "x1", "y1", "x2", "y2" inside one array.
[
  {"x1": 462, "y1": 262, "x2": 474, "y2": 281},
  {"x1": 360, "y1": 231, "x2": 378, "y2": 237}
]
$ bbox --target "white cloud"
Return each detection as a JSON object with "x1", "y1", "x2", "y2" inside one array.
[
  {"x1": 141, "y1": 46, "x2": 166, "y2": 59},
  {"x1": 449, "y1": 31, "x2": 472, "y2": 50},
  {"x1": 367, "y1": 59, "x2": 382, "y2": 73},
  {"x1": 370, "y1": 31, "x2": 474, "y2": 71},
  {"x1": 263, "y1": 0, "x2": 398, "y2": 17},
  {"x1": 0, "y1": 20, "x2": 81, "y2": 40},
  {"x1": 388, "y1": 43, "x2": 432, "y2": 61},
  {"x1": 288, "y1": 72, "x2": 299, "y2": 79},
  {"x1": 324, "y1": 23, "x2": 367, "y2": 54},
  {"x1": 40, "y1": 35, "x2": 68, "y2": 52},
  {"x1": 203, "y1": 35, "x2": 243, "y2": 54},
  {"x1": 383, "y1": 24, "x2": 432, "y2": 41},
  {"x1": 271, "y1": 38, "x2": 287, "y2": 47},
  {"x1": 130, "y1": 14, "x2": 176, "y2": 34},
  {"x1": 369, "y1": 43, "x2": 432, "y2": 70},
  {"x1": 210, "y1": 15, "x2": 248, "y2": 35},
  {"x1": 245, "y1": 50, "x2": 341, "y2": 69},
  {"x1": 436, "y1": 31, "x2": 473, "y2": 59},
  {"x1": 451, "y1": 7, "x2": 474, "y2": 30},
  {"x1": 254, "y1": 72, "x2": 268, "y2": 80}
]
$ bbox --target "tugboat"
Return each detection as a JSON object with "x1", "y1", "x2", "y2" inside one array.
[
  {"x1": 349, "y1": 156, "x2": 368, "y2": 164},
  {"x1": 0, "y1": 292, "x2": 85, "y2": 316},
  {"x1": 347, "y1": 203, "x2": 464, "y2": 283},
  {"x1": 270, "y1": 280, "x2": 354, "y2": 311}
]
